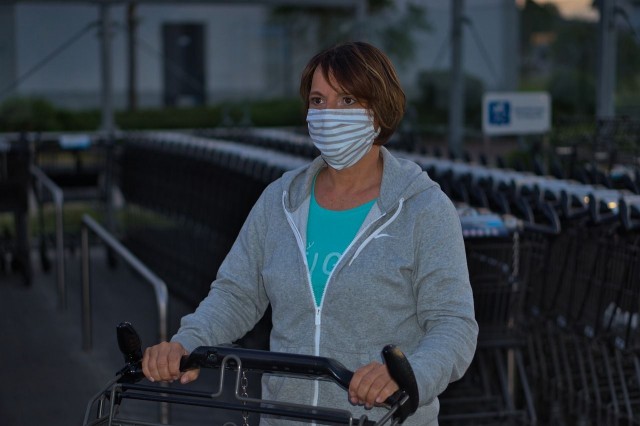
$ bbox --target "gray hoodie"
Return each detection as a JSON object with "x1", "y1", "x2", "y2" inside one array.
[{"x1": 172, "y1": 147, "x2": 478, "y2": 425}]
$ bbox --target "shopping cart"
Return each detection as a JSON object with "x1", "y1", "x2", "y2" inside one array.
[
  {"x1": 439, "y1": 209, "x2": 537, "y2": 425},
  {"x1": 83, "y1": 323, "x2": 419, "y2": 426},
  {"x1": 521, "y1": 189, "x2": 640, "y2": 425}
]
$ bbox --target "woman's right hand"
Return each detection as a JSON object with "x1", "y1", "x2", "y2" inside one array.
[{"x1": 142, "y1": 341, "x2": 200, "y2": 384}]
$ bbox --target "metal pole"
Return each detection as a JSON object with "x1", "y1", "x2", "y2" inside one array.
[
  {"x1": 100, "y1": 1, "x2": 115, "y2": 134},
  {"x1": 596, "y1": 0, "x2": 618, "y2": 119},
  {"x1": 54, "y1": 192, "x2": 65, "y2": 308},
  {"x1": 81, "y1": 224, "x2": 92, "y2": 352},
  {"x1": 502, "y1": 0, "x2": 519, "y2": 91},
  {"x1": 127, "y1": 1, "x2": 138, "y2": 111},
  {"x1": 354, "y1": 0, "x2": 368, "y2": 41},
  {"x1": 448, "y1": 0, "x2": 465, "y2": 159},
  {"x1": 99, "y1": 2, "x2": 117, "y2": 238}
]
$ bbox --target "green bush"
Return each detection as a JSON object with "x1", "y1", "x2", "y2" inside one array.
[
  {"x1": 0, "y1": 97, "x2": 61, "y2": 132},
  {"x1": 116, "y1": 106, "x2": 223, "y2": 130},
  {"x1": 249, "y1": 98, "x2": 305, "y2": 127},
  {"x1": 0, "y1": 97, "x2": 305, "y2": 132},
  {"x1": 56, "y1": 109, "x2": 101, "y2": 130}
]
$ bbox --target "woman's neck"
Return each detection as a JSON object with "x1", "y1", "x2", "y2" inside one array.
[{"x1": 314, "y1": 146, "x2": 383, "y2": 210}]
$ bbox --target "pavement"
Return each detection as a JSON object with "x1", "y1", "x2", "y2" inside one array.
[{"x1": 0, "y1": 245, "x2": 258, "y2": 426}]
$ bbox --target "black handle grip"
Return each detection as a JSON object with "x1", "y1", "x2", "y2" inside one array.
[
  {"x1": 117, "y1": 322, "x2": 143, "y2": 364},
  {"x1": 116, "y1": 322, "x2": 144, "y2": 383},
  {"x1": 382, "y1": 344, "x2": 419, "y2": 422}
]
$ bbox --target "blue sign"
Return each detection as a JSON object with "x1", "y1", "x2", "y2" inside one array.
[
  {"x1": 488, "y1": 101, "x2": 510, "y2": 126},
  {"x1": 483, "y1": 92, "x2": 551, "y2": 136}
]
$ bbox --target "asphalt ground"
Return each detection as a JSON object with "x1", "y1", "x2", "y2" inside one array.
[{"x1": 0, "y1": 246, "x2": 260, "y2": 426}]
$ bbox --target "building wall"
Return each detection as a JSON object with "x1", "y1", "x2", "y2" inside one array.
[
  {"x1": 10, "y1": 3, "x2": 271, "y2": 109},
  {"x1": 396, "y1": 0, "x2": 520, "y2": 97},
  {"x1": 134, "y1": 4, "x2": 269, "y2": 103},
  {"x1": 14, "y1": 4, "x2": 104, "y2": 109},
  {"x1": 6, "y1": 1, "x2": 520, "y2": 110},
  {"x1": 0, "y1": 4, "x2": 17, "y2": 100}
]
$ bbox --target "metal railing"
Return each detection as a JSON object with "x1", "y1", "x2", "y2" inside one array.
[
  {"x1": 80, "y1": 214, "x2": 168, "y2": 351},
  {"x1": 80, "y1": 214, "x2": 170, "y2": 423},
  {"x1": 30, "y1": 164, "x2": 66, "y2": 309}
]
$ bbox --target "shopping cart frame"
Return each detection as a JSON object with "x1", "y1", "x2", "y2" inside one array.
[{"x1": 83, "y1": 323, "x2": 418, "y2": 426}]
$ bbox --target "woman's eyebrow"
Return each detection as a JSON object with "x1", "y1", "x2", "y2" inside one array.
[
  {"x1": 336, "y1": 89, "x2": 355, "y2": 97},
  {"x1": 308, "y1": 89, "x2": 353, "y2": 97}
]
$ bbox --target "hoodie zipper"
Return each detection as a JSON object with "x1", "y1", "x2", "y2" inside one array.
[
  {"x1": 282, "y1": 191, "x2": 314, "y2": 300},
  {"x1": 282, "y1": 191, "x2": 405, "y2": 410},
  {"x1": 282, "y1": 192, "x2": 322, "y2": 409}
]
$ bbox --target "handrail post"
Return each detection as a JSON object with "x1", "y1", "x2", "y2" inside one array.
[
  {"x1": 79, "y1": 214, "x2": 169, "y2": 350},
  {"x1": 81, "y1": 224, "x2": 92, "y2": 352},
  {"x1": 80, "y1": 214, "x2": 170, "y2": 424},
  {"x1": 54, "y1": 185, "x2": 65, "y2": 309},
  {"x1": 29, "y1": 164, "x2": 66, "y2": 310}
]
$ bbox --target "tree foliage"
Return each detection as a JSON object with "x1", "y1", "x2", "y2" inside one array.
[
  {"x1": 269, "y1": 0, "x2": 430, "y2": 68},
  {"x1": 520, "y1": 0, "x2": 640, "y2": 118}
]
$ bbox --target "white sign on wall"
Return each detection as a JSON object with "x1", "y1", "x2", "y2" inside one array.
[{"x1": 482, "y1": 92, "x2": 551, "y2": 136}]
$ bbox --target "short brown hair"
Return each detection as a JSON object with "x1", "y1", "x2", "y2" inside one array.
[{"x1": 299, "y1": 41, "x2": 406, "y2": 146}]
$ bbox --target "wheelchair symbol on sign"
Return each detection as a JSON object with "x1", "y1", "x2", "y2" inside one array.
[{"x1": 488, "y1": 101, "x2": 511, "y2": 126}]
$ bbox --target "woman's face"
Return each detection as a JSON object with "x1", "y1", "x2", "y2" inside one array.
[{"x1": 307, "y1": 67, "x2": 365, "y2": 110}]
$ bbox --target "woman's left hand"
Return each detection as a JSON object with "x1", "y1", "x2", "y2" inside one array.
[{"x1": 349, "y1": 361, "x2": 399, "y2": 409}]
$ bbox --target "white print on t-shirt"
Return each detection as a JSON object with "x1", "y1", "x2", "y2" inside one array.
[
  {"x1": 321, "y1": 252, "x2": 341, "y2": 275},
  {"x1": 307, "y1": 242, "x2": 341, "y2": 275}
]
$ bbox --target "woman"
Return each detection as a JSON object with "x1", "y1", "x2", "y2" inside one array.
[{"x1": 142, "y1": 41, "x2": 478, "y2": 425}]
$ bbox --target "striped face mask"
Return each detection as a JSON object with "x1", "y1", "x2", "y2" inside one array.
[{"x1": 307, "y1": 108, "x2": 380, "y2": 170}]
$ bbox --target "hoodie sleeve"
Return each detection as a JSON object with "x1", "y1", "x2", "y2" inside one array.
[
  {"x1": 171, "y1": 184, "x2": 273, "y2": 352},
  {"x1": 407, "y1": 188, "x2": 479, "y2": 406}
]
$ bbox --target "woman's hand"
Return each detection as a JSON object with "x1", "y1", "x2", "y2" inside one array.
[
  {"x1": 142, "y1": 341, "x2": 200, "y2": 384},
  {"x1": 349, "y1": 361, "x2": 399, "y2": 409}
]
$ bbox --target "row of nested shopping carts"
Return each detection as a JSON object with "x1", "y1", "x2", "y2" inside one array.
[
  {"x1": 421, "y1": 155, "x2": 640, "y2": 426},
  {"x1": 520, "y1": 194, "x2": 640, "y2": 426}
]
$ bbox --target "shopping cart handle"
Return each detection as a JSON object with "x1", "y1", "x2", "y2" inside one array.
[
  {"x1": 181, "y1": 344, "x2": 419, "y2": 423},
  {"x1": 112, "y1": 323, "x2": 419, "y2": 423},
  {"x1": 180, "y1": 345, "x2": 354, "y2": 390}
]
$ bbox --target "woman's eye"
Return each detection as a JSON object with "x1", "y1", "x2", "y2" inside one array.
[
  {"x1": 310, "y1": 97, "x2": 323, "y2": 105},
  {"x1": 343, "y1": 97, "x2": 357, "y2": 106}
]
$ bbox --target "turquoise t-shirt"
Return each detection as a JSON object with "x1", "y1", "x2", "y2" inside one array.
[{"x1": 306, "y1": 177, "x2": 376, "y2": 307}]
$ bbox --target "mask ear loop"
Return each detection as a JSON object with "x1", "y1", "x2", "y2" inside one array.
[{"x1": 365, "y1": 109, "x2": 381, "y2": 144}]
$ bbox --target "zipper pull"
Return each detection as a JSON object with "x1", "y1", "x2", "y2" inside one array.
[{"x1": 315, "y1": 308, "x2": 321, "y2": 326}]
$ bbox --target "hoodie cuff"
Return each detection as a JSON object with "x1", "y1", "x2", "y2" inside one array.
[{"x1": 170, "y1": 334, "x2": 200, "y2": 354}]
